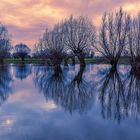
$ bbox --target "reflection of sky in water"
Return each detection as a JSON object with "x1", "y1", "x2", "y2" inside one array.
[{"x1": 0, "y1": 64, "x2": 139, "y2": 140}]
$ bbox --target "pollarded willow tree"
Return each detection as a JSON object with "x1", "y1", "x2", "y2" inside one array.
[
  {"x1": 0, "y1": 24, "x2": 11, "y2": 63},
  {"x1": 38, "y1": 23, "x2": 66, "y2": 73},
  {"x1": 127, "y1": 13, "x2": 140, "y2": 72},
  {"x1": 63, "y1": 16, "x2": 96, "y2": 67},
  {"x1": 96, "y1": 8, "x2": 130, "y2": 69}
]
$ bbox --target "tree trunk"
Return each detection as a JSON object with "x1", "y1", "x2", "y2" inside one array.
[
  {"x1": 54, "y1": 64, "x2": 62, "y2": 78},
  {"x1": 21, "y1": 57, "x2": 24, "y2": 61},
  {"x1": 74, "y1": 66, "x2": 85, "y2": 85},
  {"x1": 64, "y1": 58, "x2": 68, "y2": 66},
  {"x1": 131, "y1": 58, "x2": 140, "y2": 75},
  {"x1": 0, "y1": 58, "x2": 4, "y2": 64},
  {"x1": 78, "y1": 56, "x2": 86, "y2": 68},
  {"x1": 46, "y1": 59, "x2": 51, "y2": 66},
  {"x1": 110, "y1": 60, "x2": 117, "y2": 70},
  {"x1": 72, "y1": 58, "x2": 75, "y2": 65},
  {"x1": 132, "y1": 57, "x2": 140, "y2": 72},
  {"x1": 111, "y1": 63, "x2": 117, "y2": 70}
]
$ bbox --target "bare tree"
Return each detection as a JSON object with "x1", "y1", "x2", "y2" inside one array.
[
  {"x1": 37, "y1": 24, "x2": 67, "y2": 72},
  {"x1": 14, "y1": 43, "x2": 31, "y2": 61},
  {"x1": 63, "y1": 16, "x2": 96, "y2": 67},
  {"x1": 127, "y1": 13, "x2": 140, "y2": 72},
  {"x1": 0, "y1": 24, "x2": 11, "y2": 63},
  {"x1": 96, "y1": 8, "x2": 130, "y2": 69}
]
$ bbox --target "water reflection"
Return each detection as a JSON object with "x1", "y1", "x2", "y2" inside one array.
[
  {"x1": 97, "y1": 67, "x2": 125, "y2": 123},
  {"x1": 0, "y1": 65, "x2": 13, "y2": 105},
  {"x1": 65, "y1": 66, "x2": 94, "y2": 113},
  {"x1": 34, "y1": 65, "x2": 94, "y2": 114},
  {"x1": 14, "y1": 63, "x2": 32, "y2": 80},
  {"x1": 0, "y1": 64, "x2": 140, "y2": 118},
  {"x1": 34, "y1": 66, "x2": 67, "y2": 103},
  {"x1": 124, "y1": 69, "x2": 140, "y2": 119},
  {"x1": 34, "y1": 64, "x2": 140, "y2": 121},
  {"x1": 0, "y1": 64, "x2": 140, "y2": 140}
]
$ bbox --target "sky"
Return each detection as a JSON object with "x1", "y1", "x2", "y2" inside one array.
[{"x1": 0, "y1": 0, "x2": 139, "y2": 49}]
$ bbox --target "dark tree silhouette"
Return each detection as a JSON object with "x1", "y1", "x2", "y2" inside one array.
[
  {"x1": 63, "y1": 16, "x2": 96, "y2": 67},
  {"x1": 14, "y1": 43, "x2": 31, "y2": 61},
  {"x1": 0, "y1": 24, "x2": 11, "y2": 64},
  {"x1": 96, "y1": 8, "x2": 130, "y2": 69},
  {"x1": 36, "y1": 24, "x2": 67, "y2": 73}
]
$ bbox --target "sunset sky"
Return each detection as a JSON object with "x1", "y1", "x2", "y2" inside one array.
[{"x1": 0, "y1": 0, "x2": 139, "y2": 49}]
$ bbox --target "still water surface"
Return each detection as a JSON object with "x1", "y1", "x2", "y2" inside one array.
[{"x1": 0, "y1": 64, "x2": 140, "y2": 140}]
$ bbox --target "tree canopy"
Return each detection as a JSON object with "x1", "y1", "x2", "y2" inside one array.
[{"x1": 14, "y1": 43, "x2": 31, "y2": 61}]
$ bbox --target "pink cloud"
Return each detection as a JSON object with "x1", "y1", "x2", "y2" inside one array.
[{"x1": 0, "y1": 0, "x2": 139, "y2": 49}]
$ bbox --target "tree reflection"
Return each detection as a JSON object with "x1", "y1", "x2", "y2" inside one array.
[
  {"x1": 98, "y1": 67, "x2": 125, "y2": 123},
  {"x1": 65, "y1": 66, "x2": 94, "y2": 113},
  {"x1": 34, "y1": 66, "x2": 67, "y2": 104},
  {"x1": 0, "y1": 65, "x2": 13, "y2": 105},
  {"x1": 124, "y1": 69, "x2": 140, "y2": 119},
  {"x1": 14, "y1": 63, "x2": 31, "y2": 80},
  {"x1": 34, "y1": 65, "x2": 94, "y2": 114}
]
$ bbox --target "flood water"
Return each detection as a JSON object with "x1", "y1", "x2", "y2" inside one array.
[{"x1": 0, "y1": 64, "x2": 140, "y2": 140}]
